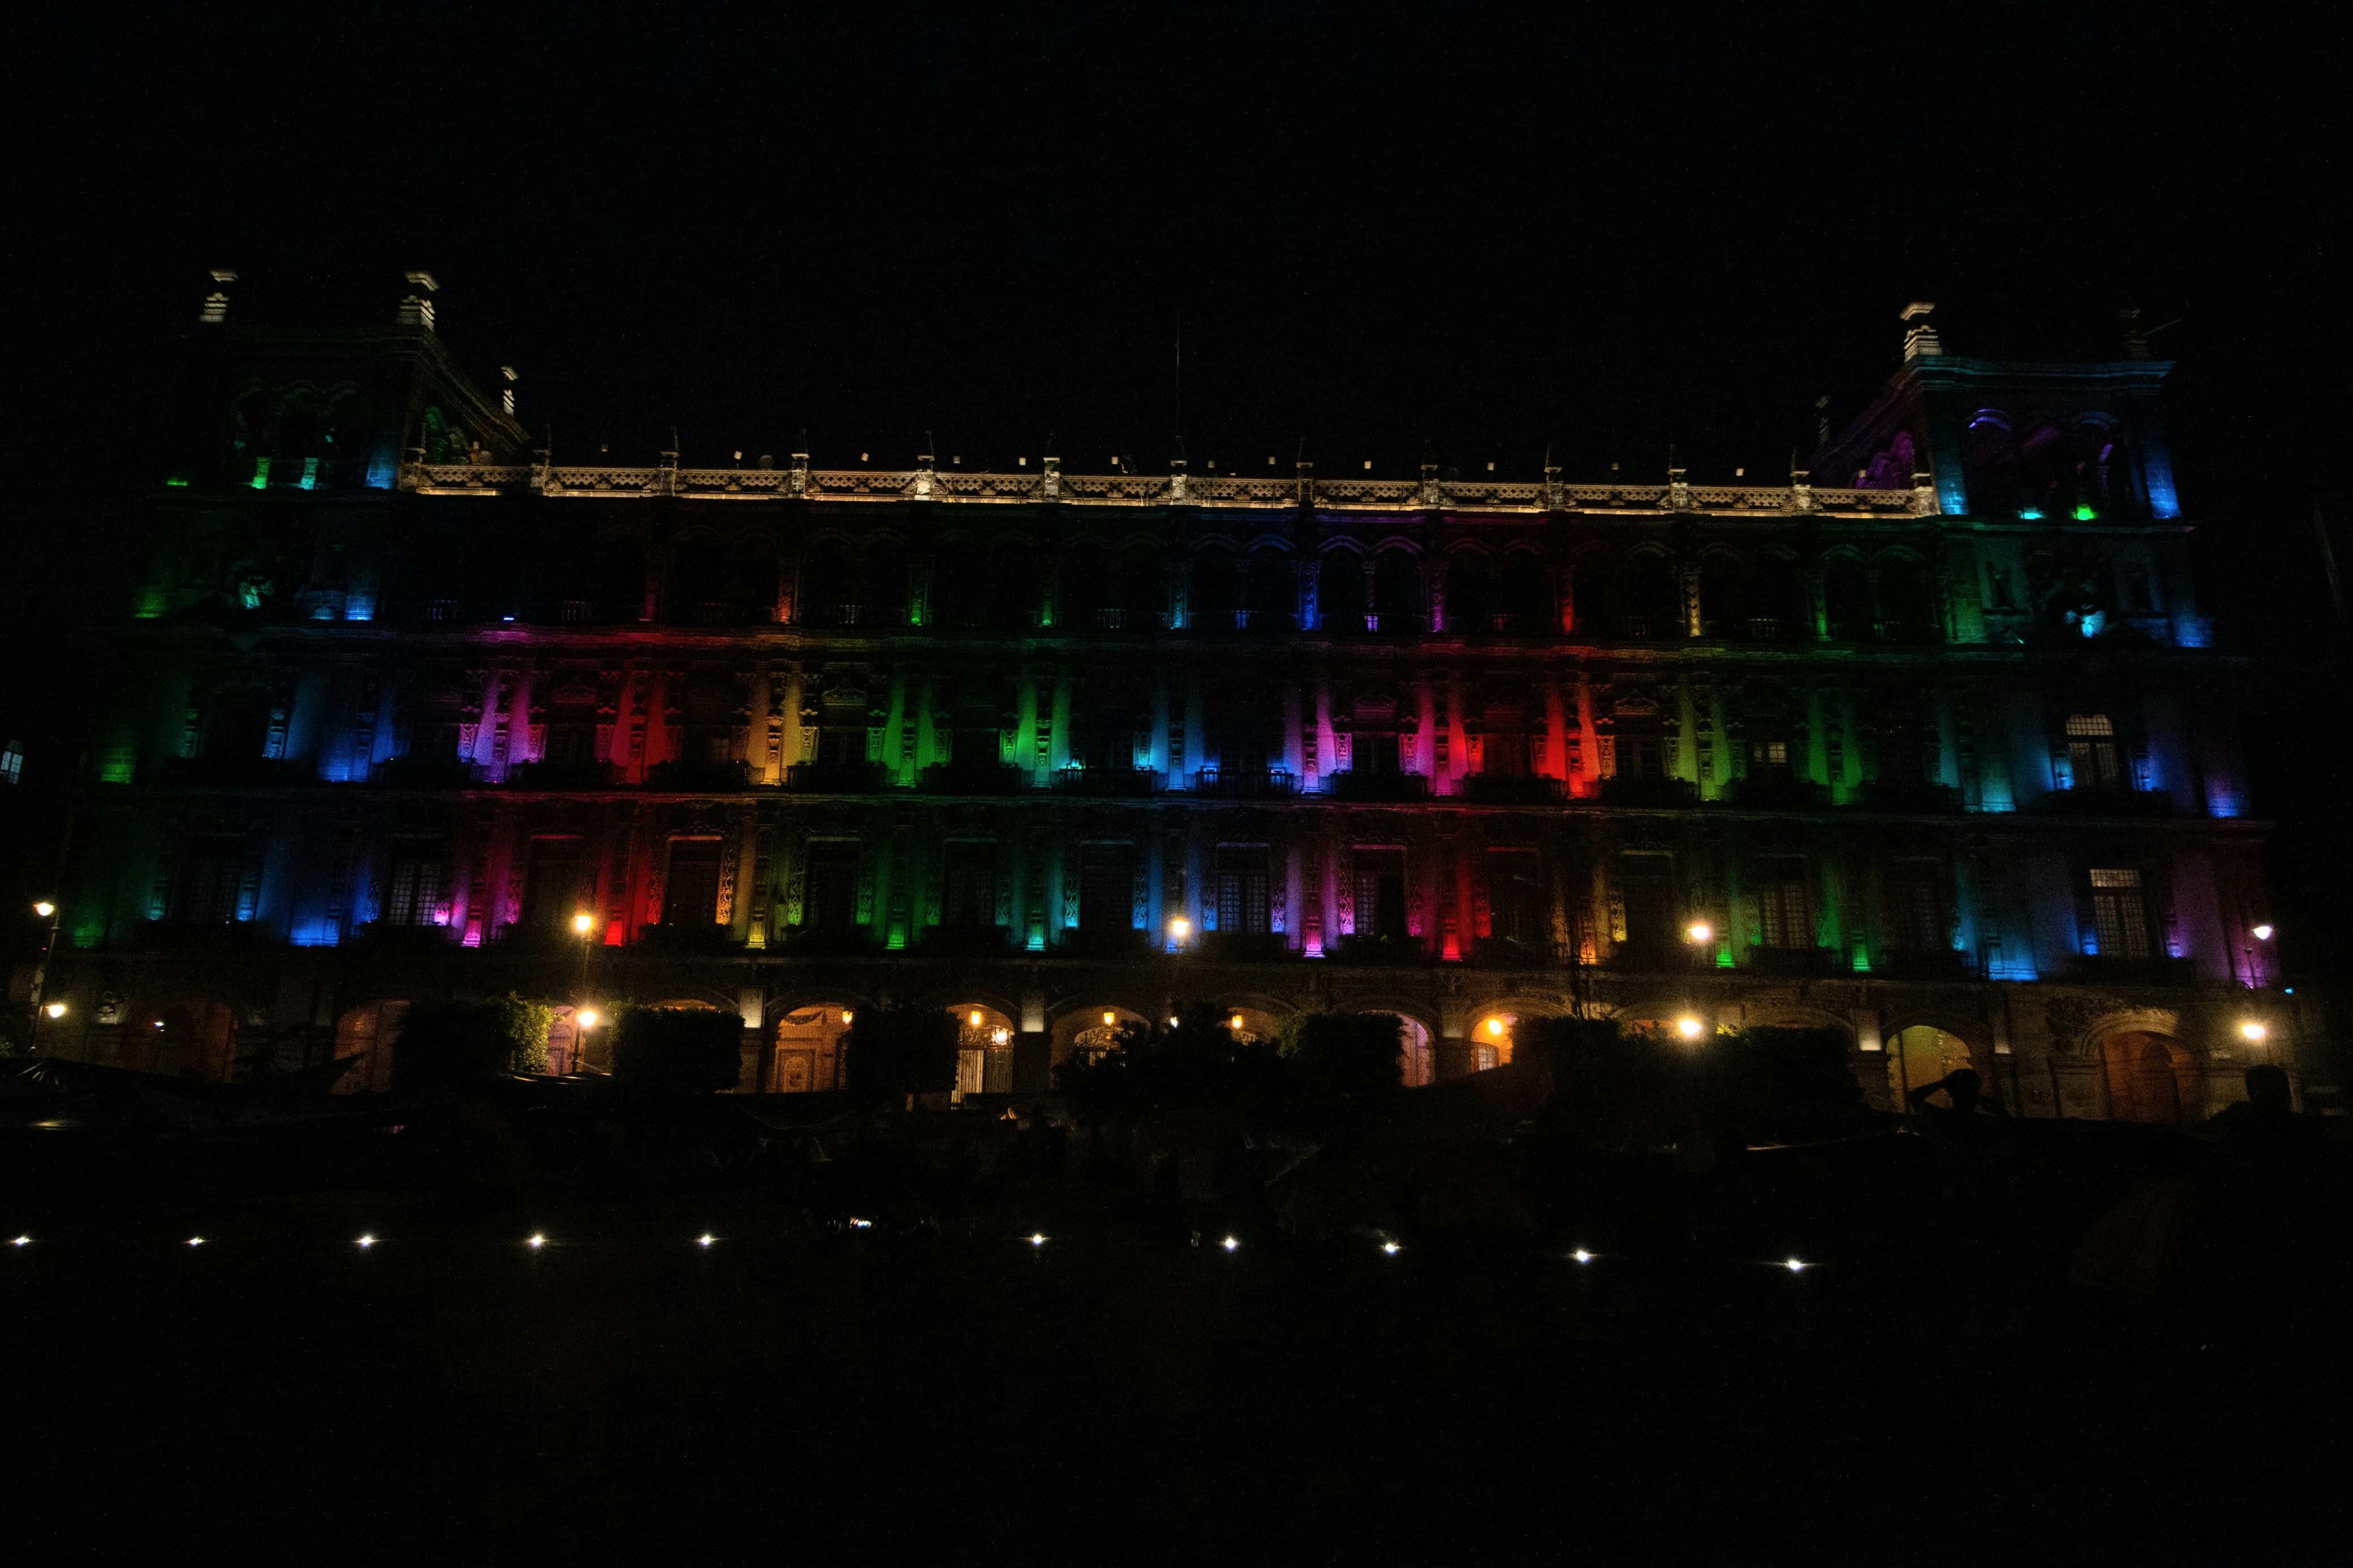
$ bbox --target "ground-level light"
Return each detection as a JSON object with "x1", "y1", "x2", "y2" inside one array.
[
  {"x1": 1382, "y1": 1240, "x2": 1402, "y2": 1255},
  {"x1": 1168, "y1": 916, "x2": 1190, "y2": 942},
  {"x1": 697, "y1": 1234, "x2": 716, "y2": 1248},
  {"x1": 841, "y1": 1010, "x2": 854, "y2": 1024},
  {"x1": 1785, "y1": 1257, "x2": 1807, "y2": 1273},
  {"x1": 187, "y1": 1237, "x2": 204, "y2": 1248},
  {"x1": 11, "y1": 1235, "x2": 31, "y2": 1247},
  {"x1": 1102, "y1": 1011, "x2": 1117, "y2": 1027},
  {"x1": 1029, "y1": 1233, "x2": 1047, "y2": 1247}
]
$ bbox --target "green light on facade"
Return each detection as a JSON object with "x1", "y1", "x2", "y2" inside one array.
[
  {"x1": 250, "y1": 457, "x2": 271, "y2": 490},
  {"x1": 886, "y1": 923, "x2": 906, "y2": 951},
  {"x1": 1715, "y1": 947, "x2": 1734, "y2": 968},
  {"x1": 133, "y1": 588, "x2": 167, "y2": 619},
  {"x1": 2072, "y1": 505, "x2": 2095, "y2": 521},
  {"x1": 165, "y1": 477, "x2": 189, "y2": 488},
  {"x1": 1850, "y1": 947, "x2": 1872, "y2": 973}
]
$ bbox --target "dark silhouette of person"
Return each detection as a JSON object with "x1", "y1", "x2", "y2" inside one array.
[
  {"x1": 1907, "y1": 1067, "x2": 2006, "y2": 1122},
  {"x1": 2209, "y1": 1063, "x2": 2298, "y2": 1142}
]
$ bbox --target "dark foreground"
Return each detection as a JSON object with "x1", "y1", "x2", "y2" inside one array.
[{"x1": 8, "y1": 1187, "x2": 2347, "y2": 1565}]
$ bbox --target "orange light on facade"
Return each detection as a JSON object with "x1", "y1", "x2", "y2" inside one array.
[
  {"x1": 1102, "y1": 1010, "x2": 1117, "y2": 1027},
  {"x1": 1230, "y1": 1013, "x2": 1246, "y2": 1032},
  {"x1": 1485, "y1": 1017, "x2": 1505, "y2": 1037},
  {"x1": 841, "y1": 1010, "x2": 854, "y2": 1024}
]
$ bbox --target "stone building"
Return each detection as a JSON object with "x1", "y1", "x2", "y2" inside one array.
[{"x1": 32, "y1": 274, "x2": 2310, "y2": 1118}]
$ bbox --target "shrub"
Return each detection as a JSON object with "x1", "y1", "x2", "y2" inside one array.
[
  {"x1": 393, "y1": 994, "x2": 551, "y2": 1090},
  {"x1": 611, "y1": 1006, "x2": 744, "y2": 1094},
  {"x1": 1283, "y1": 1012, "x2": 1405, "y2": 1102}
]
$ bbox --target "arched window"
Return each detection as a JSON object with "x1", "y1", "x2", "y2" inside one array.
[
  {"x1": 803, "y1": 541, "x2": 854, "y2": 627},
  {"x1": 1245, "y1": 550, "x2": 1295, "y2": 628},
  {"x1": 1569, "y1": 558, "x2": 1613, "y2": 633},
  {"x1": 2016, "y1": 423, "x2": 2066, "y2": 519},
  {"x1": 1192, "y1": 551, "x2": 1240, "y2": 630},
  {"x1": 589, "y1": 537, "x2": 643, "y2": 623},
  {"x1": 1751, "y1": 554, "x2": 1804, "y2": 638},
  {"x1": 931, "y1": 539, "x2": 987, "y2": 629},
  {"x1": 1119, "y1": 548, "x2": 1166, "y2": 627},
  {"x1": 1372, "y1": 552, "x2": 1420, "y2": 631},
  {"x1": 1697, "y1": 555, "x2": 1745, "y2": 637},
  {"x1": 988, "y1": 542, "x2": 1037, "y2": 631},
  {"x1": 724, "y1": 537, "x2": 778, "y2": 625},
  {"x1": 1963, "y1": 414, "x2": 2019, "y2": 518},
  {"x1": 1877, "y1": 555, "x2": 1937, "y2": 643},
  {"x1": 1497, "y1": 551, "x2": 1550, "y2": 630},
  {"x1": 1622, "y1": 555, "x2": 1682, "y2": 637},
  {"x1": 1064, "y1": 541, "x2": 1112, "y2": 628},
  {"x1": 1444, "y1": 552, "x2": 1494, "y2": 632},
  {"x1": 861, "y1": 545, "x2": 908, "y2": 627},
  {"x1": 1824, "y1": 557, "x2": 1874, "y2": 640},
  {"x1": 1320, "y1": 550, "x2": 1368, "y2": 631},
  {"x1": 671, "y1": 535, "x2": 727, "y2": 624}
]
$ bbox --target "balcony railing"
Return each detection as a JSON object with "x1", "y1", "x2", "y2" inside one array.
[
  {"x1": 1328, "y1": 933, "x2": 1423, "y2": 965},
  {"x1": 920, "y1": 763, "x2": 1027, "y2": 795},
  {"x1": 1873, "y1": 948, "x2": 1975, "y2": 981},
  {"x1": 1721, "y1": 774, "x2": 1831, "y2": 810},
  {"x1": 1458, "y1": 774, "x2": 1565, "y2": 804},
  {"x1": 1198, "y1": 931, "x2": 1290, "y2": 961},
  {"x1": 505, "y1": 759, "x2": 618, "y2": 790},
  {"x1": 1192, "y1": 767, "x2": 1299, "y2": 798},
  {"x1": 149, "y1": 756, "x2": 317, "y2": 789},
  {"x1": 1855, "y1": 781, "x2": 1966, "y2": 814},
  {"x1": 1743, "y1": 946, "x2": 1843, "y2": 977},
  {"x1": 644, "y1": 759, "x2": 753, "y2": 791},
  {"x1": 1597, "y1": 776, "x2": 1699, "y2": 807},
  {"x1": 2071, "y1": 954, "x2": 2201, "y2": 988},
  {"x1": 1050, "y1": 766, "x2": 1161, "y2": 796},
  {"x1": 785, "y1": 760, "x2": 889, "y2": 792},
  {"x1": 2042, "y1": 787, "x2": 2175, "y2": 817},
  {"x1": 371, "y1": 755, "x2": 481, "y2": 789},
  {"x1": 1325, "y1": 770, "x2": 1431, "y2": 802}
]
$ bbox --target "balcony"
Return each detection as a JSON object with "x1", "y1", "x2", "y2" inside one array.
[
  {"x1": 150, "y1": 755, "x2": 317, "y2": 789},
  {"x1": 1198, "y1": 931, "x2": 1290, "y2": 962},
  {"x1": 1721, "y1": 774, "x2": 1831, "y2": 811},
  {"x1": 2042, "y1": 787, "x2": 2174, "y2": 817},
  {"x1": 1614, "y1": 615, "x2": 1678, "y2": 640},
  {"x1": 1855, "y1": 781, "x2": 1966, "y2": 814},
  {"x1": 1458, "y1": 774, "x2": 1565, "y2": 805},
  {"x1": 1055, "y1": 925, "x2": 1152, "y2": 958},
  {"x1": 1873, "y1": 948, "x2": 1975, "y2": 981},
  {"x1": 917, "y1": 923, "x2": 1015, "y2": 957},
  {"x1": 1334, "y1": 611, "x2": 1427, "y2": 635},
  {"x1": 131, "y1": 919, "x2": 279, "y2": 950},
  {"x1": 1051, "y1": 766, "x2": 1161, "y2": 796},
  {"x1": 346, "y1": 922, "x2": 458, "y2": 952},
  {"x1": 781, "y1": 924, "x2": 879, "y2": 955},
  {"x1": 2071, "y1": 954, "x2": 2201, "y2": 988},
  {"x1": 921, "y1": 762, "x2": 1027, "y2": 795},
  {"x1": 1329, "y1": 933, "x2": 1422, "y2": 966},
  {"x1": 644, "y1": 759, "x2": 753, "y2": 792},
  {"x1": 505, "y1": 759, "x2": 619, "y2": 790},
  {"x1": 785, "y1": 760, "x2": 889, "y2": 793},
  {"x1": 371, "y1": 755, "x2": 481, "y2": 790},
  {"x1": 635, "y1": 921, "x2": 742, "y2": 954},
  {"x1": 1192, "y1": 767, "x2": 1299, "y2": 799},
  {"x1": 1597, "y1": 776, "x2": 1699, "y2": 808},
  {"x1": 1326, "y1": 770, "x2": 1429, "y2": 802},
  {"x1": 1743, "y1": 946, "x2": 1843, "y2": 977}
]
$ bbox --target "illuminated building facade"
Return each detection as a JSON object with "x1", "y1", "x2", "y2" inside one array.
[{"x1": 35, "y1": 278, "x2": 2302, "y2": 1118}]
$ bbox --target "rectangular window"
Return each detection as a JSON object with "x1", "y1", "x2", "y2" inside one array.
[
  {"x1": 662, "y1": 837, "x2": 723, "y2": 925},
  {"x1": 519, "y1": 837, "x2": 584, "y2": 933},
  {"x1": 175, "y1": 838, "x2": 244, "y2": 925},
  {"x1": 941, "y1": 842, "x2": 997, "y2": 929},
  {"x1": 1986, "y1": 562, "x2": 2016, "y2": 611},
  {"x1": 2066, "y1": 714, "x2": 2122, "y2": 790},
  {"x1": 1485, "y1": 849, "x2": 1544, "y2": 949},
  {"x1": 1618, "y1": 852, "x2": 1676, "y2": 955},
  {"x1": 384, "y1": 844, "x2": 446, "y2": 927},
  {"x1": 1755, "y1": 861, "x2": 1812, "y2": 950},
  {"x1": 2089, "y1": 867, "x2": 2151, "y2": 959},
  {"x1": 2122, "y1": 566, "x2": 2154, "y2": 613},
  {"x1": 1352, "y1": 847, "x2": 1408, "y2": 940},
  {"x1": 1887, "y1": 860, "x2": 1943, "y2": 950},
  {"x1": 805, "y1": 841, "x2": 860, "y2": 930},
  {"x1": 1480, "y1": 731, "x2": 1532, "y2": 778},
  {"x1": 816, "y1": 724, "x2": 864, "y2": 766},
  {"x1": 1215, "y1": 846, "x2": 1271, "y2": 935},
  {"x1": 544, "y1": 721, "x2": 596, "y2": 765},
  {"x1": 1078, "y1": 842, "x2": 1134, "y2": 931},
  {"x1": 1618, "y1": 734, "x2": 1665, "y2": 779},
  {"x1": 1751, "y1": 738, "x2": 1789, "y2": 771}
]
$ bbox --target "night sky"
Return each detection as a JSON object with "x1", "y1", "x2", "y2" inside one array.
[{"x1": 12, "y1": 5, "x2": 2350, "y2": 953}]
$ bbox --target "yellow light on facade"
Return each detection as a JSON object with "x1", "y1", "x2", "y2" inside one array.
[
  {"x1": 968, "y1": 1009, "x2": 984, "y2": 1028},
  {"x1": 1230, "y1": 1014, "x2": 1246, "y2": 1032},
  {"x1": 2239, "y1": 1020, "x2": 2269, "y2": 1043},
  {"x1": 44, "y1": 1002, "x2": 66, "y2": 1020},
  {"x1": 1102, "y1": 1011, "x2": 1117, "y2": 1027},
  {"x1": 576, "y1": 1008, "x2": 599, "y2": 1031},
  {"x1": 841, "y1": 1010, "x2": 854, "y2": 1024},
  {"x1": 1676, "y1": 1016, "x2": 1705, "y2": 1040},
  {"x1": 1169, "y1": 916, "x2": 1191, "y2": 941},
  {"x1": 572, "y1": 911, "x2": 596, "y2": 936},
  {"x1": 1686, "y1": 921, "x2": 1713, "y2": 944},
  {"x1": 33, "y1": 901, "x2": 55, "y2": 919}
]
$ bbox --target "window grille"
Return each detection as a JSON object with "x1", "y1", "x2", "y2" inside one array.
[
  {"x1": 2066, "y1": 714, "x2": 2122, "y2": 790},
  {"x1": 2089, "y1": 867, "x2": 2151, "y2": 959}
]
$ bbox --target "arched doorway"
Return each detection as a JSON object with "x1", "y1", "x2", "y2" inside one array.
[
  {"x1": 1398, "y1": 1016, "x2": 1435, "y2": 1087},
  {"x1": 947, "y1": 1002, "x2": 1018, "y2": 1099},
  {"x1": 1053, "y1": 1005, "x2": 1150, "y2": 1071},
  {"x1": 772, "y1": 1003, "x2": 856, "y2": 1093},
  {"x1": 132, "y1": 998, "x2": 237, "y2": 1082},
  {"x1": 2101, "y1": 1031, "x2": 2200, "y2": 1124},
  {"x1": 331, "y1": 1000, "x2": 409, "y2": 1093},
  {"x1": 1889, "y1": 1025, "x2": 1976, "y2": 1108},
  {"x1": 1469, "y1": 1011, "x2": 1519, "y2": 1073}
]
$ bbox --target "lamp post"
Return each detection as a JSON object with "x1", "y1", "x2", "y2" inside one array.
[
  {"x1": 571, "y1": 912, "x2": 596, "y2": 1071},
  {"x1": 27, "y1": 899, "x2": 63, "y2": 1052},
  {"x1": 2246, "y1": 922, "x2": 2274, "y2": 990}
]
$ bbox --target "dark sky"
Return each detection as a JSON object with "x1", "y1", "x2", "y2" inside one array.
[{"x1": 22, "y1": 3, "x2": 2342, "y2": 488}]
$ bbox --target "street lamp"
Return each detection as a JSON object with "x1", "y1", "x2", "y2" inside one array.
[
  {"x1": 2239, "y1": 1020, "x2": 2268, "y2": 1044},
  {"x1": 33, "y1": 901, "x2": 54, "y2": 919},
  {"x1": 1675, "y1": 1015, "x2": 1705, "y2": 1040},
  {"x1": 44, "y1": 1002, "x2": 66, "y2": 1020},
  {"x1": 1167, "y1": 915, "x2": 1191, "y2": 951},
  {"x1": 1685, "y1": 921, "x2": 1713, "y2": 945},
  {"x1": 27, "y1": 897, "x2": 64, "y2": 1048}
]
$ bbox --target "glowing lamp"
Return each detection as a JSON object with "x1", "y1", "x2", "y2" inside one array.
[
  {"x1": 576, "y1": 1008, "x2": 600, "y2": 1031},
  {"x1": 1029, "y1": 1233, "x2": 1048, "y2": 1247},
  {"x1": 1676, "y1": 1016, "x2": 1705, "y2": 1040},
  {"x1": 1571, "y1": 1249, "x2": 1593, "y2": 1264},
  {"x1": 1381, "y1": 1240, "x2": 1402, "y2": 1255},
  {"x1": 697, "y1": 1234, "x2": 716, "y2": 1248},
  {"x1": 2251, "y1": 924, "x2": 2274, "y2": 941},
  {"x1": 968, "y1": 1009, "x2": 984, "y2": 1028},
  {"x1": 527, "y1": 1233, "x2": 546, "y2": 1250},
  {"x1": 1169, "y1": 916, "x2": 1191, "y2": 941},
  {"x1": 1167, "y1": 1016, "x2": 1180, "y2": 1028},
  {"x1": 1230, "y1": 1014, "x2": 1246, "y2": 1032},
  {"x1": 355, "y1": 1234, "x2": 376, "y2": 1250},
  {"x1": 44, "y1": 1002, "x2": 66, "y2": 1020},
  {"x1": 187, "y1": 1237, "x2": 205, "y2": 1248},
  {"x1": 10, "y1": 1236, "x2": 29, "y2": 1247},
  {"x1": 33, "y1": 901, "x2": 55, "y2": 919},
  {"x1": 1785, "y1": 1258, "x2": 1807, "y2": 1273},
  {"x1": 2239, "y1": 1021, "x2": 2268, "y2": 1043},
  {"x1": 1221, "y1": 1235, "x2": 1240, "y2": 1252},
  {"x1": 841, "y1": 1010, "x2": 854, "y2": 1024},
  {"x1": 1485, "y1": 1018, "x2": 1505, "y2": 1038},
  {"x1": 1686, "y1": 921, "x2": 1713, "y2": 944},
  {"x1": 1102, "y1": 1011, "x2": 1117, "y2": 1027},
  {"x1": 991, "y1": 1028, "x2": 1009, "y2": 1045},
  {"x1": 572, "y1": 911, "x2": 596, "y2": 936}
]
